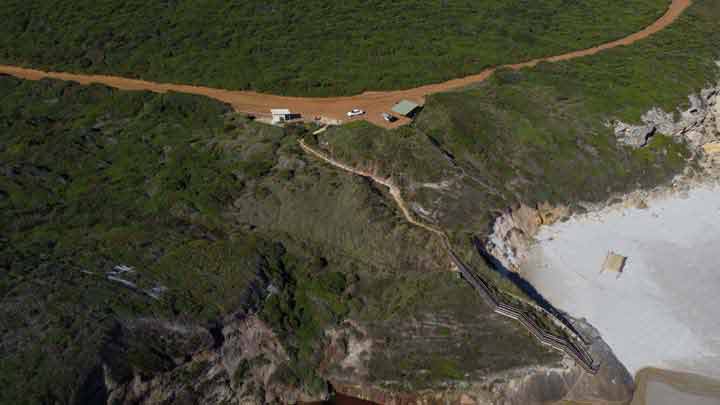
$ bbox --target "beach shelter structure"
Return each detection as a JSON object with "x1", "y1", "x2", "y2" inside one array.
[
  {"x1": 391, "y1": 100, "x2": 421, "y2": 118},
  {"x1": 601, "y1": 251, "x2": 627, "y2": 274}
]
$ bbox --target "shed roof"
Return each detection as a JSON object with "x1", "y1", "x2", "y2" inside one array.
[
  {"x1": 602, "y1": 252, "x2": 627, "y2": 273},
  {"x1": 271, "y1": 108, "x2": 291, "y2": 115},
  {"x1": 391, "y1": 100, "x2": 420, "y2": 116}
]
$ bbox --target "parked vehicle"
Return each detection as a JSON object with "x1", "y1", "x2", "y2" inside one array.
[
  {"x1": 381, "y1": 112, "x2": 396, "y2": 122},
  {"x1": 347, "y1": 108, "x2": 365, "y2": 117}
]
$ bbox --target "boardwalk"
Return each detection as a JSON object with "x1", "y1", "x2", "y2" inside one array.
[{"x1": 299, "y1": 140, "x2": 599, "y2": 373}]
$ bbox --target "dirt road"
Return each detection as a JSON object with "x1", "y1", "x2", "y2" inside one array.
[{"x1": 0, "y1": 0, "x2": 690, "y2": 128}]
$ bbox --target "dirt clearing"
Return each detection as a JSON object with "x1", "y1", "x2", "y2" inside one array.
[{"x1": 0, "y1": 0, "x2": 691, "y2": 128}]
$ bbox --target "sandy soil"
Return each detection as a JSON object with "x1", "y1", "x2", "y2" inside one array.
[
  {"x1": 0, "y1": 0, "x2": 690, "y2": 128},
  {"x1": 519, "y1": 183, "x2": 720, "y2": 380},
  {"x1": 631, "y1": 367, "x2": 720, "y2": 405}
]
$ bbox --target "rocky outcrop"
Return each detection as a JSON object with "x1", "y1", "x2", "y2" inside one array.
[
  {"x1": 321, "y1": 320, "x2": 374, "y2": 382},
  {"x1": 324, "y1": 320, "x2": 632, "y2": 405},
  {"x1": 489, "y1": 319, "x2": 634, "y2": 405},
  {"x1": 613, "y1": 83, "x2": 720, "y2": 149},
  {"x1": 491, "y1": 83, "x2": 720, "y2": 273},
  {"x1": 98, "y1": 314, "x2": 628, "y2": 405},
  {"x1": 100, "y1": 315, "x2": 326, "y2": 405},
  {"x1": 614, "y1": 121, "x2": 656, "y2": 148},
  {"x1": 485, "y1": 202, "x2": 570, "y2": 271}
]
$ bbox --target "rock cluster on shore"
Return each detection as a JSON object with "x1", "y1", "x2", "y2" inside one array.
[
  {"x1": 489, "y1": 82, "x2": 720, "y2": 273},
  {"x1": 614, "y1": 83, "x2": 720, "y2": 151}
]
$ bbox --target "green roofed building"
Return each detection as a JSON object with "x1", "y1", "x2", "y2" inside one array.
[{"x1": 391, "y1": 100, "x2": 421, "y2": 117}]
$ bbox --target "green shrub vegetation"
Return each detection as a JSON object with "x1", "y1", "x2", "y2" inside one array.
[
  {"x1": 0, "y1": 77, "x2": 349, "y2": 403},
  {"x1": 0, "y1": 0, "x2": 669, "y2": 96},
  {"x1": 0, "y1": 74, "x2": 572, "y2": 401},
  {"x1": 417, "y1": 0, "x2": 718, "y2": 210},
  {"x1": 317, "y1": 0, "x2": 718, "y2": 314},
  {"x1": 3, "y1": 0, "x2": 719, "y2": 400},
  {"x1": 320, "y1": 0, "x2": 719, "y2": 228},
  {"x1": 0, "y1": 75, "x2": 555, "y2": 402}
]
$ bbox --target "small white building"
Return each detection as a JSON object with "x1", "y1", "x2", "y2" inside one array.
[{"x1": 271, "y1": 109, "x2": 300, "y2": 124}]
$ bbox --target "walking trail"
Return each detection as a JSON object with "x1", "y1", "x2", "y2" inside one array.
[
  {"x1": 299, "y1": 139, "x2": 600, "y2": 373},
  {"x1": 298, "y1": 139, "x2": 445, "y2": 237},
  {"x1": 0, "y1": 0, "x2": 691, "y2": 128}
]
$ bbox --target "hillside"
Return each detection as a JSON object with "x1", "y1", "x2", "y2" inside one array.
[
  {"x1": 0, "y1": 0, "x2": 669, "y2": 96},
  {"x1": 1, "y1": 0, "x2": 720, "y2": 404},
  {"x1": 0, "y1": 77, "x2": 568, "y2": 404}
]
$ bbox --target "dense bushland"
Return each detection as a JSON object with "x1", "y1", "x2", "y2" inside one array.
[
  {"x1": 319, "y1": 0, "x2": 719, "y2": 304},
  {"x1": 0, "y1": 78, "x2": 350, "y2": 402},
  {"x1": 0, "y1": 76, "x2": 558, "y2": 402},
  {"x1": 0, "y1": 0, "x2": 668, "y2": 96}
]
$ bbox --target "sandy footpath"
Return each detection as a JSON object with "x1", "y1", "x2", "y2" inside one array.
[
  {"x1": 0, "y1": 0, "x2": 690, "y2": 128},
  {"x1": 520, "y1": 183, "x2": 720, "y2": 380}
]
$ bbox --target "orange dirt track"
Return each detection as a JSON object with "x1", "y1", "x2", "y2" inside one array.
[{"x1": 0, "y1": 0, "x2": 690, "y2": 128}]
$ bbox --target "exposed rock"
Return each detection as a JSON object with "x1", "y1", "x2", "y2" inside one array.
[
  {"x1": 485, "y1": 203, "x2": 570, "y2": 271},
  {"x1": 100, "y1": 314, "x2": 621, "y2": 405},
  {"x1": 614, "y1": 84, "x2": 719, "y2": 148},
  {"x1": 101, "y1": 315, "x2": 326, "y2": 405},
  {"x1": 321, "y1": 320, "x2": 373, "y2": 381},
  {"x1": 492, "y1": 83, "x2": 720, "y2": 273},
  {"x1": 329, "y1": 319, "x2": 633, "y2": 405},
  {"x1": 614, "y1": 121, "x2": 655, "y2": 148}
]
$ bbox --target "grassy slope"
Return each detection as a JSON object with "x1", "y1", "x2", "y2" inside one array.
[
  {"x1": 319, "y1": 0, "x2": 719, "y2": 293},
  {"x1": 0, "y1": 0, "x2": 668, "y2": 96},
  {"x1": 2, "y1": 1, "x2": 718, "y2": 401},
  {"x1": 0, "y1": 78, "x2": 277, "y2": 403},
  {"x1": 0, "y1": 77, "x2": 558, "y2": 404},
  {"x1": 0, "y1": 78, "x2": 344, "y2": 402},
  {"x1": 420, "y1": 0, "x2": 719, "y2": 223}
]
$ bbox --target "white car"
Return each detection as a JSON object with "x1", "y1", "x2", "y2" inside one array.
[
  {"x1": 381, "y1": 112, "x2": 396, "y2": 122},
  {"x1": 347, "y1": 108, "x2": 365, "y2": 117}
]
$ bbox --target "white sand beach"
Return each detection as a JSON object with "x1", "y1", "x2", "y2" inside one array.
[{"x1": 520, "y1": 183, "x2": 720, "y2": 379}]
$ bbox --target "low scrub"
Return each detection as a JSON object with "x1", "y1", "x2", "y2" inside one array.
[{"x1": 0, "y1": 0, "x2": 669, "y2": 96}]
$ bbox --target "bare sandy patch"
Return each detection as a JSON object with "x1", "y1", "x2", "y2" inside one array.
[
  {"x1": 519, "y1": 182, "x2": 720, "y2": 379},
  {"x1": 631, "y1": 367, "x2": 720, "y2": 405}
]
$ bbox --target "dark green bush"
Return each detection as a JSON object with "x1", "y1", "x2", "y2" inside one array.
[{"x1": 0, "y1": 0, "x2": 669, "y2": 96}]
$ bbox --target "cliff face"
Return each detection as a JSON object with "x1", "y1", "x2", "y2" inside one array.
[
  {"x1": 485, "y1": 203, "x2": 570, "y2": 272},
  {"x1": 320, "y1": 319, "x2": 632, "y2": 405},
  {"x1": 94, "y1": 293, "x2": 634, "y2": 405},
  {"x1": 95, "y1": 87, "x2": 720, "y2": 405},
  {"x1": 487, "y1": 84, "x2": 720, "y2": 274},
  {"x1": 614, "y1": 84, "x2": 720, "y2": 152},
  {"x1": 92, "y1": 316, "x2": 324, "y2": 405}
]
